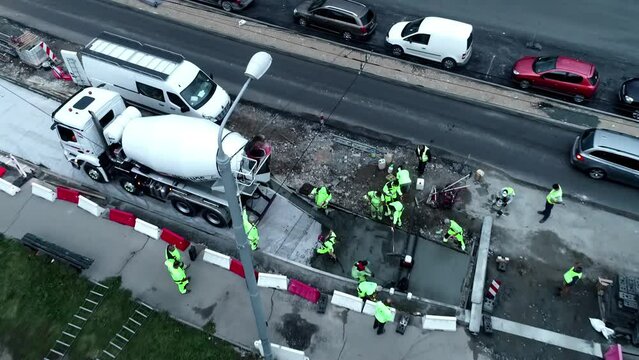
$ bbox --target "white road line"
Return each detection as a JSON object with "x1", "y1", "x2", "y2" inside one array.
[
  {"x1": 491, "y1": 316, "x2": 603, "y2": 357},
  {"x1": 486, "y1": 55, "x2": 496, "y2": 77}
]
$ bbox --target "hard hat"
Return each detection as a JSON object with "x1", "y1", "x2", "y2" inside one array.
[
  {"x1": 501, "y1": 189, "x2": 508, "y2": 197},
  {"x1": 444, "y1": 218, "x2": 450, "y2": 224}
]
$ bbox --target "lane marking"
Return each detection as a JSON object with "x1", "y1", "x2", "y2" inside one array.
[{"x1": 486, "y1": 55, "x2": 496, "y2": 77}]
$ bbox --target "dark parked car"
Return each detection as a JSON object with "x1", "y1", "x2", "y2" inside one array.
[
  {"x1": 619, "y1": 78, "x2": 639, "y2": 120},
  {"x1": 194, "y1": 0, "x2": 253, "y2": 12},
  {"x1": 512, "y1": 56, "x2": 599, "y2": 103},
  {"x1": 571, "y1": 128, "x2": 639, "y2": 187},
  {"x1": 293, "y1": 0, "x2": 377, "y2": 41}
]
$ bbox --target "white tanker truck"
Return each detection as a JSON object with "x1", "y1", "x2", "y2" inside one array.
[{"x1": 51, "y1": 87, "x2": 272, "y2": 227}]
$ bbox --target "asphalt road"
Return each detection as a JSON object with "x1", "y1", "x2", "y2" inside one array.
[
  {"x1": 233, "y1": 0, "x2": 639, "y2": 116},
  {"x1": 1, "y1": 0, "x2": 638, "y2": 216}
]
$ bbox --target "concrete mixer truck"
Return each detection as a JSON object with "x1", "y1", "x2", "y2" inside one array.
[{"x1": 50, "y1": 87, "x2": 272, "y2": 228}]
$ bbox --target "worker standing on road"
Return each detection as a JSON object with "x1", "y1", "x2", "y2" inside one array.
[
  {"x1": 560, "y1": 263, "x2": 583, "y2": 297},
  {"x1": 165, "y1": 244, "x2": 189, "y2": 269},
  {"x1": 165, "y1": 258, "x2": 190, "y2": 294},
  {"x1": 385, "y1": 201, "x2": 404, "y2": 228},
  {"x1": 373, "y1": 298, "x2": 393, "y2": 335},
  {"x1": 357, "y1": 281, "x2": 379, "y2": 301},
  {"x1": 416, "y1": 145, "x2": 431, "y2": 176},
  {"x1": 351, "y1": 260, "x2": 374, "y2": 282},
  {"x1": 382, "y1": 180, "x2": 401, "y2": 203},
  {"x1": 499, "y1": 187, "x2": 516, "y2": 205},
  {"x1": 242, "y1": 208, "x2": 260, "y2": 251},
  {"x1": 395, "y1": 165, "x2": 412, "y2": 194},
  {"x1": 316, "y1": 228, "x2": 337, "y2": 260},
  {"x1": 443, "y1": 218, "x2": 465, "y2": 251},
  {"x1": 311, "y1": 186, "x2": 332, "y2": 213},
  {"x1": 364, "y1": 190, "x2": 384, "y2": 220},
  {"x1": 538, "y1": 183, "x2": 563, "y2": 223}
]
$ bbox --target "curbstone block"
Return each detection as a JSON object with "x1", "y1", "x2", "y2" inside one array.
[
  {"x1": 31, "y1": 182, "x2": 56, "y2": 202},
  {"x1": 202, "y1": 248, "x2": 231, "y2": 269},
  {"x1": 109, "y1": 208, "x2": 136, "y2": 227},
  {"x1": 56, "y1": 186, "x2": 80, "y2": 203},
  {"x1": 78, "y1": 195, "x2": 106, "y2": 217},
  {"x1": 257, "y1": 273, "x2": 288, "y2": 290},
  {"x1": 0, "y1": 178, "x2": 20, "y2": 196},
  {"x1": 422, "y1": 315, "x2": 457, "y2": 331},
  {"x1": 288, "y1": 279, "x2": 321, "y2": 303},
  {"x1": 331, "y1": 291, "x2": 363, "y2": 312},
  {"x1": 160, "y1": 228, "x2": 190, "y2": 251},
  {"x1": 134, "y1": 218, "x2": 161, "y2": 239}
]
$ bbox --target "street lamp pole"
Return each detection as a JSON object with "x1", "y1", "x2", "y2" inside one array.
[{"x1": 216, "y1": 52, "x2": 273, "y2": 360}]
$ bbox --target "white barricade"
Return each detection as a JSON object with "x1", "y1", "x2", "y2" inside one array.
[
  {"x1": 255, "y1": 341, "x2": 309, "y2": 360},
  {"x1": 257, "y1": 273, "x2": 288, "y2": 290},
  {"x1": 134, "y1": 218, "x2": 161, "y2": 240},
  {"x1": 362, "y1": 300, "x2": 396, "y2": 322},
  {"x1": 77, "y1": 195, "x2": 105, "y2": 217},
  {"x1": 331, "y1": 290, "x2": 364, "y2": 313},
  {"x1": 202, "y1": 248, "x2": 231, "y2": 270},
  {"x1": 0, "y1": 178, "x2": 20, "y2": 196},
  {"x1": 31, "y1": 182, "x2": 56, "y2": 202},
  {"x1": 422, "y1": 315, "x2": 457, "y2": 331}
]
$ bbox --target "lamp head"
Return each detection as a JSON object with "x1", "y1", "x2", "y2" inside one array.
[{"x1": 245, "y1": 52, "x2": 272, "y2": 80}]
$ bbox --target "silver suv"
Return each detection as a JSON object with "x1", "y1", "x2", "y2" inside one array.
[
  {"x1": 293, "y1": 0, "x2": 377, "y2": 41},
  {"x1": 571, "y1": 128, "x2": 639, "y2": 187}
]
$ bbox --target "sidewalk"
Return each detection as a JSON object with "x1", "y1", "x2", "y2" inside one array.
[{"x1": 0, "y1": 182, "x2": 488, "y2": 360}]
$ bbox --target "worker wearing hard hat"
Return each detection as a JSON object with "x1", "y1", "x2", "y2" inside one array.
[
  {"x1": 499, "y1": 187, "x2": 515, "y2": 205},
  {"x1": 242, "y1": 208, "x2": 260, "y2": 251},
  {"x1": 316, "y1": 228, "x2": 337, "y2": 260},
  {"x1": 351, "y1": 260, "x2": 374, "y2": 283},
  {"x1": 364, "y1": 190, "x2": 384, "y2": 220},
  {"x1": 443, "y1": 218, "x2": 465, "y2": 251},
  {"x1": 385, "y1": 201, "x2": 404, "y2": 228},
  {"x1": 415, "y1": 145, "x2": 431, "y2": 176},
  {"x1": 311, "y1": 186, "x2": 332, "y2": 212},
  {"x1": 357, "y1": 281, "x2": 380, "y2": 301},
  {"x1": 395, "y1": 165, "x2": 412, "y2": 194},
  {"x1": 373, "y1": 298, "x2": 393, "y2": 335}
]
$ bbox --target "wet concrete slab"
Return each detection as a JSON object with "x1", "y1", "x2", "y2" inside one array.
[{"x1": 311, "y1": 209, "x2": 470, "y2": 304}]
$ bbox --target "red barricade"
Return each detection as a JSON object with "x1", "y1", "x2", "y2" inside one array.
[
  {"x1": 56, "y1": 186, "x2": 80, "y2": 203},
  {"x1": 160, "y1": 228, "x2": 190, "y2": 251},
  {"x1": 288, "y1": 279, "x2": 321, "y2": 303},
  {"x1": 108, "y1": 208, "x2": 136, "y2": 227},
  {"x1": 229, "y1": 258, "x2": 258, "y2": 279},
  {"x1": 0, "y1": 167, "x2": 6, "y2": 177}
]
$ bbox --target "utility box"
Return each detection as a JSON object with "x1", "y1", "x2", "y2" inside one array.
[{"x1": 11, "y1": 31, "x2": 49, "y2": 67}]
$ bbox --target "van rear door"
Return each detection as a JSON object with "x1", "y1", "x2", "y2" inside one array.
[{"x1": 60, "y1": 50, "x2": 91, "y2": 86}]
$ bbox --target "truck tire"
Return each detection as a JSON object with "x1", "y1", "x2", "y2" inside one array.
[
  {"x1": 119, "y1": 178, "x2": 142, "y2": 196},
  {"x1": 202, "y1": 207, "x2": 230, "y2": 228},
  {"x1": 171, "y1": 199, "x2": 198, "y2": 217},
  {"x1": 83, "y1": 163, "x2": 107, "y2": 183}
]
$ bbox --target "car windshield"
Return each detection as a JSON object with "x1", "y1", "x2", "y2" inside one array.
[
  {"x1": 361, "y1": 10, "x2": 374, "y2": 24},
  {"x1": 532, "y1": 56, "x2": 557, "y2": 73},
  {"x1": 309, "y1": 0, "x2": 326, "y2": 11},
  {"x1": 180, "y1": 71, "x2": 217, "y2": 110},
  {"x1": 401, "y1": 18, "x2": 423, "y2": 37},
  {"x1": 580, "y1": 129, "x2": 595, "y2": 150}
]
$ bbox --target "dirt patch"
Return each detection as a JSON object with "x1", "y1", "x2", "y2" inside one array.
[{"x1": 276, "y1": 313, "x2": 319, "y2": 351}]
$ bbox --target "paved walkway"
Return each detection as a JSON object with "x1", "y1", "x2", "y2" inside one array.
[{"x1": 0, "y1": 183, "x2": 488, "y2": 360}]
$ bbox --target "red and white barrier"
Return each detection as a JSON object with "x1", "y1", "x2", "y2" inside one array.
[
  {"x1": 0, "y1": 178, "x2": 20, "y2": 196},
  {"x1": 229, "y1": 258, "x2": 258, "y2": 279},
  {"x1": 362, "y1": 300, "x2": 396, "y2": 322},
  {"x1": 421, "y1": 315, "x2": 457, "y2": 331},
  {"x1": 109, "y1": 208, "x2": 136, "y2": 227},
  {"x1": 134, "y1": 218, "x2": 161, "y2": 239},
  {"x1": 331, "y1": 290, "x2": 363, "y2": 312},
  {"x1": 0, "y1": 167, "x2": 6, "y2": 177},
  {"x1": 56, "y1": 186, "x2": 80, "y2": 203},
  {"x1": 160, "y1": 228, "x2": 190, "y2": 251},
  {"x1": 486, "y1": 279, "x2": 501, "y2": 300},
  {"x1": 39, "y1": 41, "x2": 58, "y2": 63},
  {"x1": 31, "y1": 182, "x2": 56, "y2": 202},
  {"x1": 288, "y1": 279, "x2": 320, "y2": 303},
  {"x1": 257, "y1": 273, "x2": 288, "y2": 290},
  {"x1": 78, "y1": 195, "x2": 105, "y2": 217},
  {"x1": 202, "y1": 248, "x2": 231, "y2": 269}
]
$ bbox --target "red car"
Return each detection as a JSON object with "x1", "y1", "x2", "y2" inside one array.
[{"x1": 512, "y1": 56, "x2": 599, "y2": 103}]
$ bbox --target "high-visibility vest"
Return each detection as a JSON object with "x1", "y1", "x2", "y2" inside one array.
[
  {"x1": 352, "y1": 264, "x2": 372, "y2": 280},
  {"x1": 165, "y1": 259, "x2": 186, "y2": 282},
  {"x1": 563, "y1": 267, "x2": 583, "y2": 284},
  {"x1": 546, "y1": 187, "x2": 563, "y2": 204},
  {"x1": 367, "y1": 191, "x2": 382, "y2": 208},
  {"x1": 448, "y1": 220, "x2": 464, "y2": 241},
  {"x1": 358, "y1": 281, "x2": 378, "y2": 297},
  {"x1": 502, "y1": 187, "x2": 515, "y2": 196},
  {"x1": 396, "y1": 169, "x2": 411, "y2": 185},
  {"x1": 243, "y1": 210, "x2": 259, "y2": 242},
  {"x1": 313, "y1": 187, "x2": 332, "y2": 207},
  {"x1": 374, "y1": 302, "x2": 393, "y2": 323},
  {"x1": 165, "y1": 246, "x2": 181, "y2": 262},
  {"x1": 417, "y1": 146, "x2": 429, "y2": 162}
]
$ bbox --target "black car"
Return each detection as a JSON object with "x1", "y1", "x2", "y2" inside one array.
[
  {"x1": 293, "y1": 0, "x2": 377, "y2": 41},
  {"x1": 194, "y1": 0, "x2": 253, "y2": 12},
  {"x1": 619, "y1": 78, "x2": 639, "y2": 120}
]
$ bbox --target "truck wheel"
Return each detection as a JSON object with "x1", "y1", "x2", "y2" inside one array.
[
  {"x1": 120, "y1": 178, "x2": 142, "y2": 196},
  {"x1": 202, "y1": 207, "x2": 230, "y2": 228},
  {"x1": 171, "y1": 199, "x2": 198, "y2": 217},
  {"x1": 83, "y1": 164, "x2": 106, "y2": 183}
]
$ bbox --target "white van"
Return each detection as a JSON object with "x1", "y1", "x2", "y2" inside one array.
[
  {"x1": 61, "y1": 32, "x2": 231, "y2": 123},
  {"x1": 385, "y1": 17, "x2": 473, "y2": 70}
]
